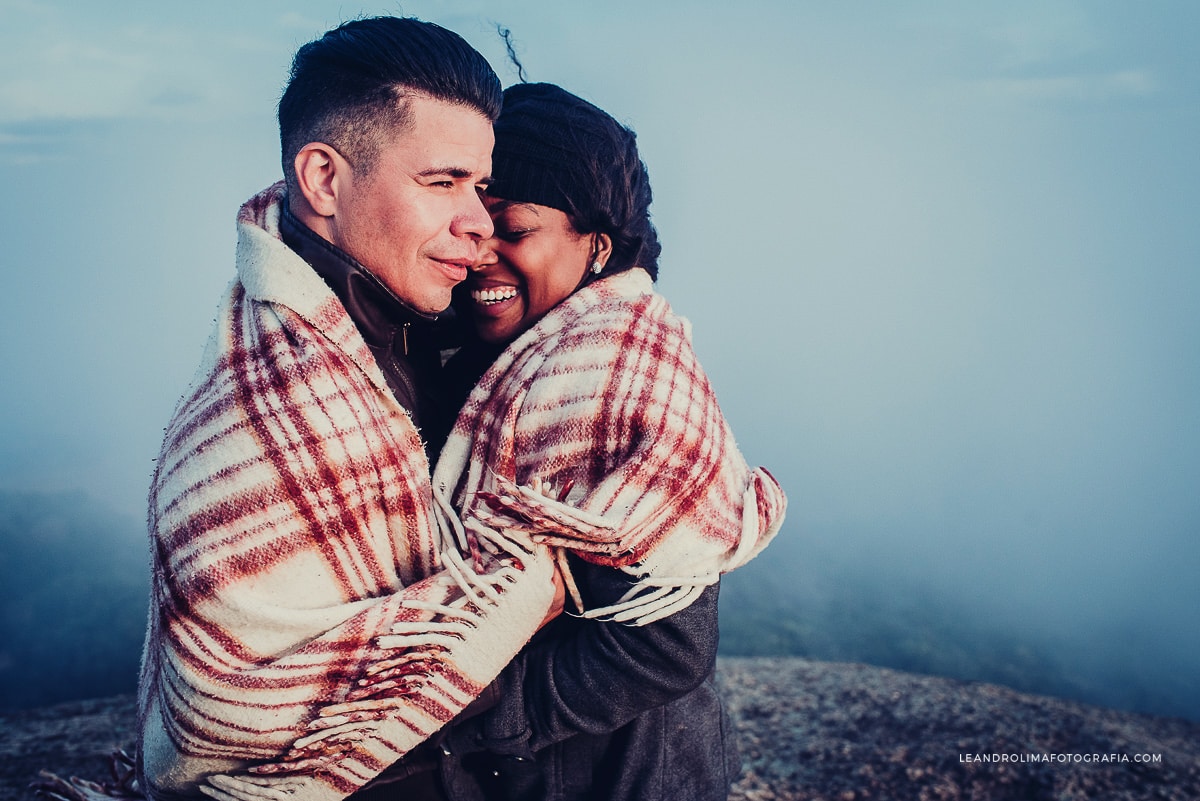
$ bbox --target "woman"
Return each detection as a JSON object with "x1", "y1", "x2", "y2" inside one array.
[{"x1": 430, "y1": 82, "x2": 787, "y2": 801}]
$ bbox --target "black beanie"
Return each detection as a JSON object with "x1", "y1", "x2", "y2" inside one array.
[
  {"x1": 489, "y1": 82, "x2": 661, "y2": 279},
  {"x1": 490, "y1": 83, "x2": 613, "y2": 216}
]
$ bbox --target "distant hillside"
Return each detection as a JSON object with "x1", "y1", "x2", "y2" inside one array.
[
  {"x1": 0, "y1": 491, "x2": 148, "y2": 710},
  {"x1": 2, "y1": 490, "x2": 1197, "y2": 724},
  {"x1": 718, "y1": 533, "x2": 1200, "y2": 722},
  {"x1": 8, "y1": 658, "x2": 1199, "y2": 801}
]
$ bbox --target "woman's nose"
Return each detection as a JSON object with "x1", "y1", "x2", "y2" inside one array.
[{"x1": 470, "y1": 239, "x2": 499, "y2": 271}]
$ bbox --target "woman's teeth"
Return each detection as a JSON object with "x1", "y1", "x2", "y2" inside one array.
[{"x1": 473, "y1": 286, "x2": 518, "y2": 305}]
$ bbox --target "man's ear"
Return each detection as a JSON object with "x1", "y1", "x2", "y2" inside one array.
[{"x1": 293, "y1": 142, "x2": 347, "y2": 217}]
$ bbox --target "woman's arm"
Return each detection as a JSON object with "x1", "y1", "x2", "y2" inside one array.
[{"x1": 442, "y1": 555, "x2": 720, "y2": 758}]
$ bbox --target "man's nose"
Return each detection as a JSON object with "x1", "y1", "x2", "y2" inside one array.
[{"x1": 452, "y1": 189, "x2": 494, "y2": 240}]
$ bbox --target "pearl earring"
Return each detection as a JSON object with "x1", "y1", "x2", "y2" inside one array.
[{"x1": 590, "y1": 261, "x2": 603, "y2": 274}]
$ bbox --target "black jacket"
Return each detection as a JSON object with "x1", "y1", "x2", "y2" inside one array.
[
  {"x1": 437, "y1": 553, "x2": 739, "y2": 801},
  {"x1": 279, "y1": 204, "x2": 458, "y2": 458}
]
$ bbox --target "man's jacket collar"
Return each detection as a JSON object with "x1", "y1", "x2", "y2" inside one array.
[{"x1": 279, "y1": 202, "x2": 437, "y2": 351}]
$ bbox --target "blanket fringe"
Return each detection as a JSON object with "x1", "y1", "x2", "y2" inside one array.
[{"x1": 32, "y1": 750, "x2": 142, "y2": 800}]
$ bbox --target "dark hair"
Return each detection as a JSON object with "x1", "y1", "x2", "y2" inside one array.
[
  {"x1": 489, "y1": 83, "x2": 662, "y2": 280},
  {"x1": 278, "y1": 16, "x2": 501, "y2": 196}
]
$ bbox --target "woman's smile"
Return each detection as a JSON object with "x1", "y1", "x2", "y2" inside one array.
[{"x1": 471, "y1": 283, "x2": 519, "y2": 306}]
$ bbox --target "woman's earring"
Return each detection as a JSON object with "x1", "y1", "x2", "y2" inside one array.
[{"x1": 591, "y1": 261, "x2": 603, "y2": 274}]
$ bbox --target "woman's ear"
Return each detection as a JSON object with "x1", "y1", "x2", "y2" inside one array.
[
  {"x1": 592, "y1": 233, "x2": 614, "y2": 268},
  {"x1": 293, "y1": 142, "x2": 348, "y2": 218}
]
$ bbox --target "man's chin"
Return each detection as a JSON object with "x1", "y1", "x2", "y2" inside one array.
[{"x1": 411, "y1": 291, "x2": 455, "y2": 317}]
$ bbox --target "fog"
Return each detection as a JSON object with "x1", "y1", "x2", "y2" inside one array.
[{"x1": 1, "y1": 1, "x2": 1197, "y2": 717}]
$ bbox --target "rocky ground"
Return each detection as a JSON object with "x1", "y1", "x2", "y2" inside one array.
[
  {"x1": 719, "y1": 658, "x2": 1200, "y2": 801},
  {"x1": 3, "y1": 657, "x2": 1198, "y2": 800}
]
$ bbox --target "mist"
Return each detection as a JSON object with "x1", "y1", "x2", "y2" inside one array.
[{"x1": 1, "y1": 1, "x2": 1197, "y2": 719}]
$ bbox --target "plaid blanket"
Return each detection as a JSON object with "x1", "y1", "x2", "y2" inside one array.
[
  {"x1": 134, "y1": 184, "x2": 555, "y2": 801},
  {"x1": 433, "y1": 268, "x2": 786, "y2": 626}
]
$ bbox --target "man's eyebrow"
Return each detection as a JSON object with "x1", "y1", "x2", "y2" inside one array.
[{"x1": 416, "y1": 166, "x2": 482, "y2": 180}]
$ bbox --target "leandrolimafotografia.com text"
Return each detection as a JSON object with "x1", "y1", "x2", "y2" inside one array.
[{"x1": 960, "y1": 752, "x2": 1162, "y2": 765}]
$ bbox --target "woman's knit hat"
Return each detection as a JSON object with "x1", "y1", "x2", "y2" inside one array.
[{"x1": 489, "y1": 82, "x2": 661, "y2": 278}]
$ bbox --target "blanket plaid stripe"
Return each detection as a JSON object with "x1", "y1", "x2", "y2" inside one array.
[
  {"x1": 434, "y1": 268, "x2": 786, "y2": 625},
  {"x1": 136, "y1": 184, "x2": 554, "y2": 801}
]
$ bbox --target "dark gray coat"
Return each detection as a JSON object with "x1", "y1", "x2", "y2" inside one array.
[{"x1": 437, "y1": 554, "x2": 739, "y2": 801}]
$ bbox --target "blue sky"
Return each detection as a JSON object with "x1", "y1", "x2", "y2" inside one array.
[{"x1": 1, "y1": 1, "x2": 1198, "y2": 709}]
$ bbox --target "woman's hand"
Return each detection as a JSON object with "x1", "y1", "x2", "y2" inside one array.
[{"x1": 538, "y1": 560, "x2": 566, "y2": 630}]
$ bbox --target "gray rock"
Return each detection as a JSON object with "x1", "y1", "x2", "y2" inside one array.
[
  {"x1": 4, "y1": 658, "x2": 1198, "y2": 800},
  {"x1": 720, "y1": 657, "x2": 1200, "y2": 800}
]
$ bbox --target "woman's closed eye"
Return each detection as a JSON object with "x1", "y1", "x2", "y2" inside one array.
[{"x1": 495, "y1": 225, "x2": 537, "y2": 242}]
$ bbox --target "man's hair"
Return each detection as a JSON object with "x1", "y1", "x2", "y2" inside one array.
[{"x1": 278, "y1": 16, "x2": 502, "y2": 196}]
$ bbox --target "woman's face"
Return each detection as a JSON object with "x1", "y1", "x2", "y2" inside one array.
[{"x1": 465, "y1": 197, "x2": 598, "y2": 344}]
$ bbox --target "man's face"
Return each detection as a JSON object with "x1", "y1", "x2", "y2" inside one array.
[{"x1": 328, "y1": 95, "x2": 494, "y2": 315}]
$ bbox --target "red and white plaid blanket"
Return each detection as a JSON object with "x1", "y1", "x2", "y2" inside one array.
[
  {"x1": 134, "y1": 184, "x2": 555, "y2": 801},
  {"x1": 433, "y1": 268, "x2": 786, "y2": 626}
]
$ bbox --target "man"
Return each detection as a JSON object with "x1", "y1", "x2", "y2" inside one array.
[{"x1": 135, "y1": 18, "x2": 556, "y2": 801}]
